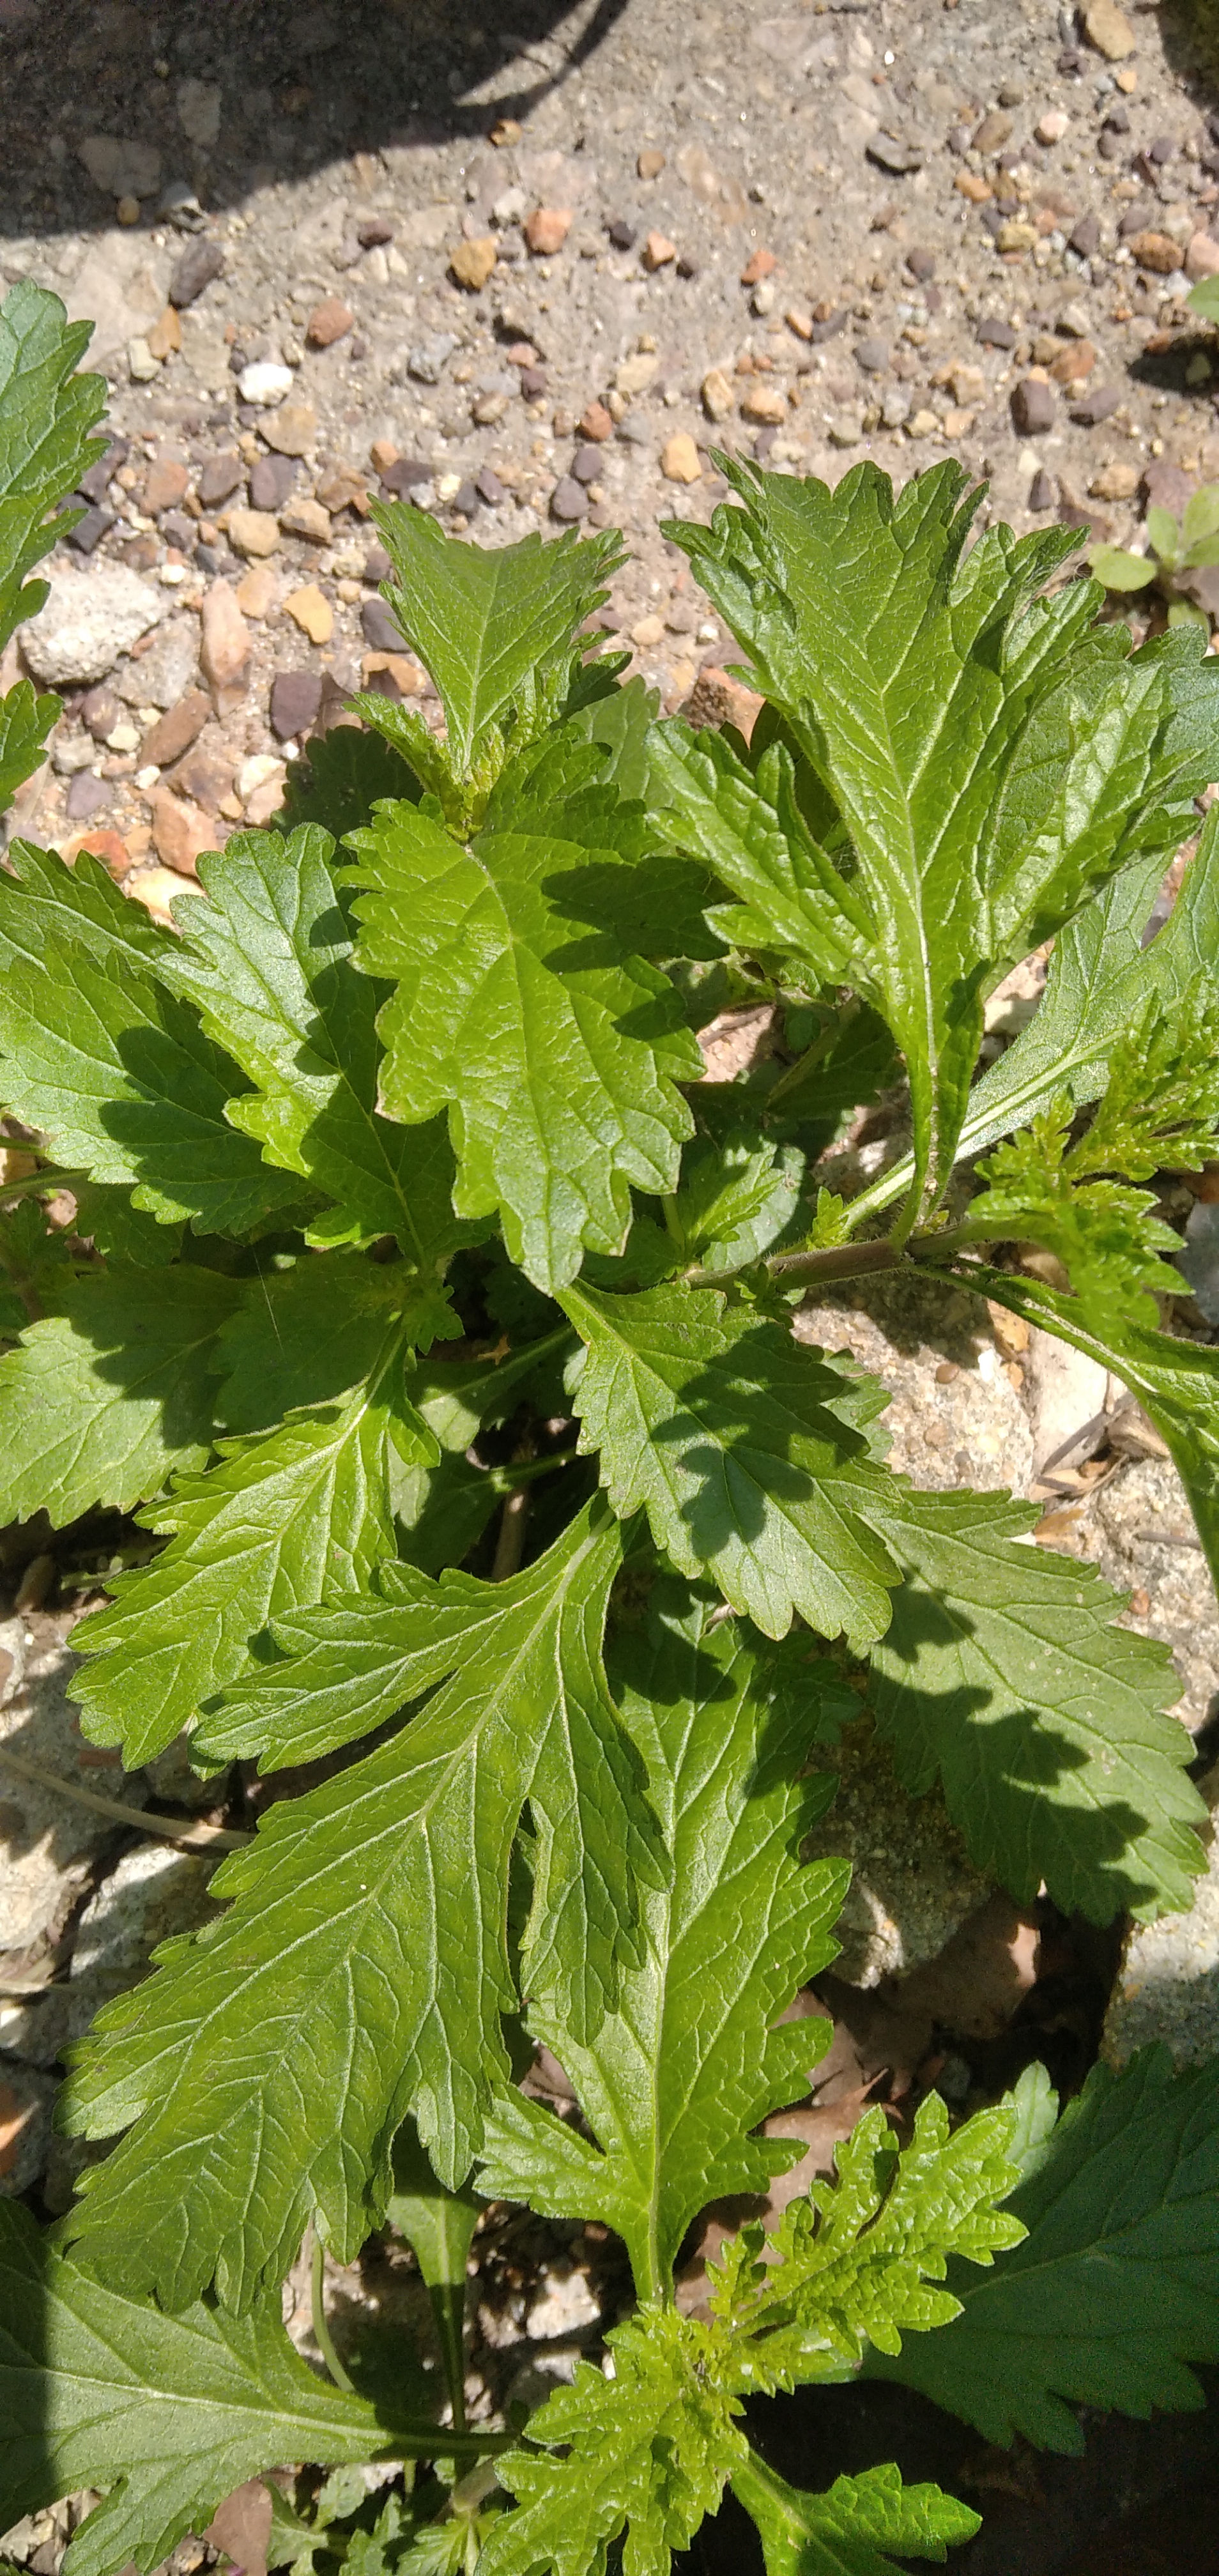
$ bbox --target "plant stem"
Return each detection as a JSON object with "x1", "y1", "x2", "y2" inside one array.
[
  {"x1": 730, "y1": 2446, "x2": 801, "y2": 2534},
  {"x1": 491, "y1": 1483, "x2": 530, "y2": 1581},
  {"x1": 310, "y1": 2228, "x2": 358, "y2": 2396},
  {"x1": 764, "y1": 1236, "x2": 904, "y2": 1289},
  {"x1": 482, "y1": 1447, "x2": 577, "y2": 1494},
  {"x1": 0, "y1": 1744, "x2": 250, "y2": 1849}
]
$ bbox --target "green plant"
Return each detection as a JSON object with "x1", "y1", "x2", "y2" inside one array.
[
  {"x1": 3, "y1": 284, "x2": 1219, "y2": 2574},
  {"x1": 1089, "y1": 475, "x2": 1219, "y2": 626}
]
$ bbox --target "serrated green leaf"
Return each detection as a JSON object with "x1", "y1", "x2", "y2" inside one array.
[
  {"x1": 344, "y1": 792, "x2": 702, "y2": 1294},
  {"x1": 0, "y1": 1260, "x2": 239, "y2": 1524},
  {"x1": 960, "y1": 1262, "x2": 1219, "y2": 1598},
  {"x1": 480, "y1": 2305, "x2": 747, "y2": 2576},
  {"x1": 714, "y1": 2094, "x2": 1024, "y2": 2386},
  {"x1": 0, "y1": 836, "x2": 187, "y2": 983},
  {"x1": 477, "y1": 1578, "x2": 850, "y2": 2294},
  {"x1": 70, "y1": 1310, "x2": 434, "y2": 1765},
  {"x1": 668, "y1": 461, "x2": 1219, "y2": 1226},
  {"x1": 648, "y1": 722, "x2": 865, "y2": 987},
  {"x1": 0, "y1": 2202, "x2": 437, "y2": 2576},
  {"x1": 1072, "y1": 985, "x2": 1219, "y2": 1181},
  {"x1": 0, "y1": 677, "x2": 57, "y2": 812},
  {"x1": 668, "y1": 1129, "x2": 805, "y2": 1273},
  {"x1": 868, "y1": 2047, "x2": 1219, "y2": 2451},
  {"x1": 866, "y1": 1481, "x2": 1205, "y2": 1923},
  {"x1": 0, "y1": 1196, "x2": 71, "y2": 1335},
  {"x1": 1183, "y1": 485, "x2": 1219, "y2": 551},
  {"x1": 0, "y1": 929, "x2": 305, "y2": 1239},
  {"x1": 214, "y1": 1251, "x2": 452, "y2": 1432},
  {"x1": 560, "y1": 1280, "x2": 900, "y2": 1644},
  {"x1": 275, "y1": 723, "x2": 421, "y2": 838},
  {"x1": 368, "y1": 505, "x2": 624, "y2": 778},
  {"x1": 61, "y1": 1501, "x2": 659, "y2": 2301},
  {"x1": 864, "y1": 809, "x2": 1219, "y2": 1224},
  {"x1": 967, "y1": 1099, "x2": 1184, "y2": 1338},
  {"x1": 72, "y1": 1183, "x2": 184, "y2": 1266},
  {"x1": 0, "y1": 281, "x2": 107, "y2": 650},
  {"x1": 732, "y1": 2455, "x2": 979, "y2": 2576},
  {"x1": 171, "y1": 827, "x2": 477, "y2": 1266}
]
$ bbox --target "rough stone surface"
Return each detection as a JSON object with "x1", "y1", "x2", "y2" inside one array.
[
  {"x1": 113, "y1": 618, "x2": 199, "y2": 710},
  {"x1": 140, "y1": 689, "x2": 211, "y2": 768},
  {"x1": 1011, "y1": 377, "x2": 1055, "y2": 436},
  {"x1": 150, "y1": 785, "x2": 215, "y2": 875},
  {"x1": 20, "y1": 566, "x2": 162, "y2": 686},
  {"x1": 199, "y1": 582, "x2": 252, "y2": 715},
  {"x1": 0, "y1": 1620, "x2": 148, "y2": 1961}
]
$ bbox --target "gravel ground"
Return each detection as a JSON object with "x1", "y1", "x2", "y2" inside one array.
[{"x1": 4, "y1": 0, "x2": 1219, "y2": 896}]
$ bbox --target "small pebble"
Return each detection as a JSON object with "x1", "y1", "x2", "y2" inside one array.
[
  {"x1": 642, "y1": 232, "x2": 676, "y2": 271},
  {"x1": 1037, "y1": 110, "x2": 1070, "y2": 144},
  {"x1": 549, "y1": 476, "x2": 588, "y2": 523},
  {"x1": 571, "y1": 446, "x2": 602, "y2": 486},
  {"x1": 450, "y1": 238, "x2": 497, "y2": 292},
  {"x1": 249, "y1": 454, "x2": 296, "y2": 512},
  {"x1": 660, "y1": 432, "x2": 702, "y2": 484},
  {"x1": 606, "y1": 220, "x2": 637, "y2": 251},
  {"x1": 855, "y1": 337, "x2": 891, "y2": 375},
  {"x1": 638, "y1": 148, "x2": 666, "y2": 180},
  {"x1": 284, "y1": 584, "x2": 333, "y2": 643},
  {"x1": 1071, "y1": 384, "x2": 1122, "y2": 425},
  {"x1": 1011, "y1": 378, "x2": 1056, "y2": 434},
  {"x1": 307, "y1": 298, "x2": 353, "y2": 349},
  {"x1": 270, "y1": 669, "x2": 323, "y2": 740},
  {"x1": 524, "y1": 207, "x2": 572, "y2": 255},
  {"x1": 579, "y1": 401, "x2": 614, "y2": 441},
  {"x1": 1029, "y1": 466, "x2": 1058, "y2": 510}
]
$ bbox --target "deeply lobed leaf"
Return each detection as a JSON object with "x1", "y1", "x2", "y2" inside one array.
[
  {"x1": 61, "y1": 1504, "x2": 659, "y2": 2302},
  {"x1": 870, "y1": 2048, "x2": 1219, "y2": 2450},
  {"x1": 477, "y1": 1578, "x2": 852, "y2": 2294}
]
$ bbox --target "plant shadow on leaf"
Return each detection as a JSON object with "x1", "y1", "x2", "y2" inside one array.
[{"x1": 872, "y1": 1579, "x2": 1170, "y2": 1919}]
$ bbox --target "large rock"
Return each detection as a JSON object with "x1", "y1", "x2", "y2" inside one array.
[
  {"x1": 788, "y1": 1283, "x2": 1032, "y2": 1981},
  {"x1": 21, "y1": 565, "x2": 162, "y2": 686},
  {"x1": 113, "y1": 617, "x2": 200, "y2": 710},
  {"x1": 64, "y1": 229, "x2": 169, "y2": 372},
  {"x1": 0, "y1": 1618, "x2": 148, "y2": 1966}
]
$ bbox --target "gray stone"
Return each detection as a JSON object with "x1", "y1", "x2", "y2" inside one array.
[
  {"x1": 177, "y1": 78, "x2": 222, "y2": 150},
  {"x1": 1104, "y1": 1827, "x2": 1219, "y2": 2072},
  {"x1": 77, "y1": 134, "x2": 163, "y2": 200},
  {"x1": 249, "y1": 452, "x2": 298, "y2": 512},
  {"x1": 65, "y1": 771, "x2": 111, "y2": 823},
  {"x1": 1011, "y1": 377, "x2": 1055, "y2": 435},
  {"x1": 0, "y1": 2062, "x2": 56, "y2": 2198},
  {"x1": 549, "y1": 477, "x2": 588, "y2": 523},
  {"x1": 197, "y1": 450, "x2": 245, "y2": 508},
  {"x1": 855, "y1": 337, "x2": 891, "y2": 375},
  {"x1": 360, "y1": 597, "x2": 403, "y2": 654},
  {"x1": 21, "y1": 565, "x2": 163, "y2": 687},
  {"x1": 270, "y1": 668, "x2": 323, "y2": 740},
  {"x1": 866, "y1": 132, "x2": 924, "y2": 174},
  {"x1": 406, "y1": 335, "x2": 457, "y2": 385},
  {"x1": 1178, "y1": 1202, "x2": 1219, "y2": 1324},
  {"x1": 113, "y1": 618, "x2": 200, "y2": 710},
  {"x1": 64, "y1": 231, "x2": 169, "y2": 373},
  {"x1": 1025, "y1": 1328, "x2": 1108, "y2": 1476},
  {"x1": 169, "y1": 238, "x2": 226, "y2": 309},
  {"x1": 0, "y1": 1620, "x2": 148, "y2": 1959},
  {"x1": 1071, "y1": 384, "x2": 1122, "y2": 425},
  {"x1": 785, "y1": 1291, "x2": 1032, "y2": 1981}
]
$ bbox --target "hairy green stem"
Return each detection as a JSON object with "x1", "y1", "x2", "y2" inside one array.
[
  {"x1": 730, "y1": 2446, "x2": 800, "y2": 2533},
  {"x1": 310, "y1": 2228, "x2": 358, "y2": 2396}
]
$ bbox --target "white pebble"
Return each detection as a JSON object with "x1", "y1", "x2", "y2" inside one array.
[{"x1": 238, "y1": 361, "x2": 295, "y2": 408}]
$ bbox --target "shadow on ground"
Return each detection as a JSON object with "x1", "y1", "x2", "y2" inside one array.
[{"x1": 0, "y1": 0, "x2": 629, "y2": 241}]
